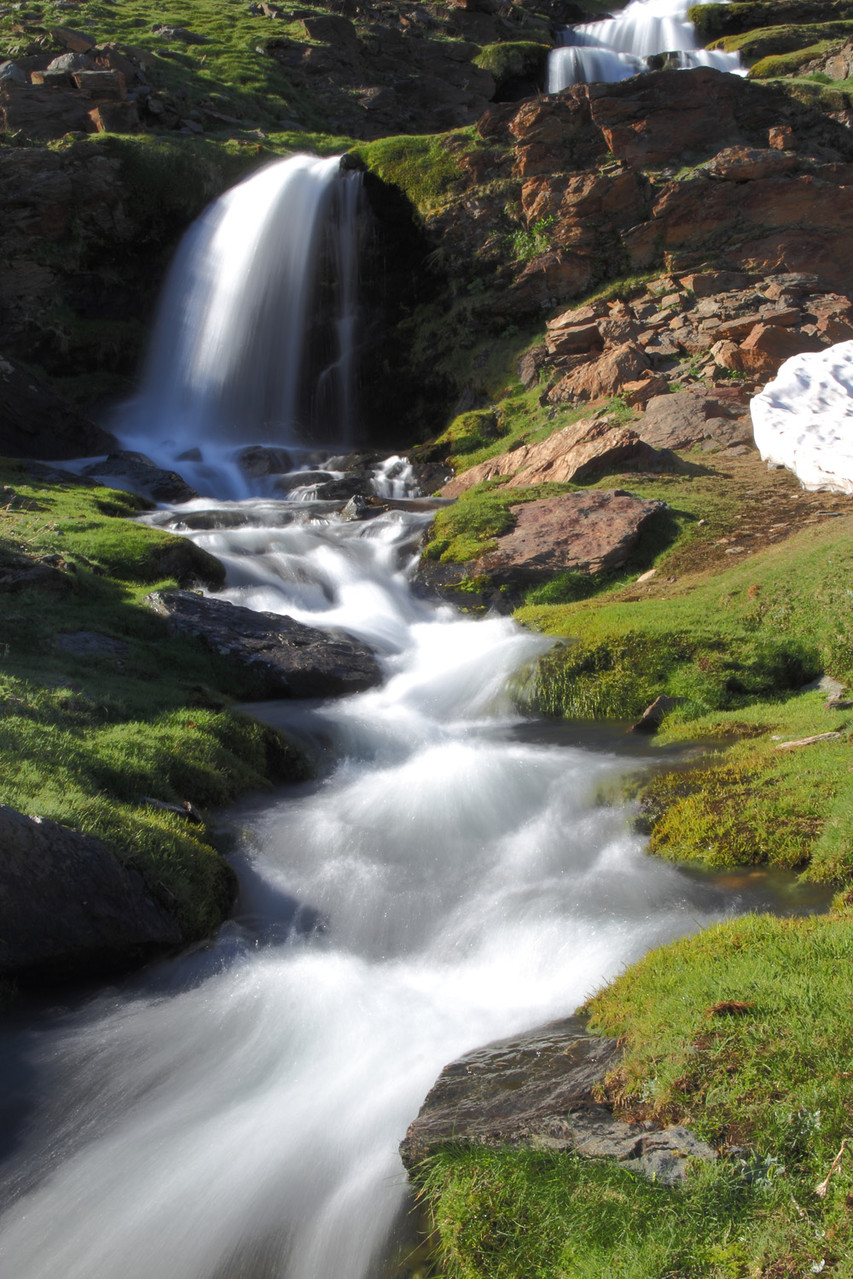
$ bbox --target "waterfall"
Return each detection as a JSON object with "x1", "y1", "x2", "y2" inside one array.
[
  {"x1": 118, "y1": 154, "x2": 364, "y2": 491},
  {"x1": 548, "y1": 0, "x2": 743, "y2": 92}
]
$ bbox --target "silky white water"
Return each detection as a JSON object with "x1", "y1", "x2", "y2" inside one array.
[
  {"x1": 117, "y1": 154, "x2": 363, "y2": 495},
  {"x1": 548, "y1": 0, "x2": 743, "y2": 92},
  {"x1": 0, "y1": 493, "x2": 790, "y2": 1279}
]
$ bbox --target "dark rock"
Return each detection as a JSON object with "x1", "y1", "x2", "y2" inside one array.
[
  {"x1": 400, "y1": 1016, "x2": 716, "y2": 1186},
  {"x1": 0, "y1": 804, "x2": 181, "y2": 981},
  {"x1": 82, "y1": 452, "x2": 198, "y2": 504},
  {"x1": 0, "y1": 60, "x2": 29, "y2": 85},
  {"x1": 477, "y1": 490, "x2": 665, "y2": 584},
  {"x1": 56, "y1": 630, "x2": 131, "y2": 660},
  {"x1": 151, "y1": 25, "x2": 208, "y2": 44},
  {"x1": 146, "y1": 589, "x2": 383, "y2": 698},
  {"x1": 148, "y1": 538, "x2": 226, "y2": 591},
  {"x1": 0, "y1": 354, "x2": 114, "y2": 459},
  {"x1": 631, "y1": 694, "x2": 687, "y2": 734},
  {"x1": 237, "y1": 445, "x2": 294, "y2": 478},
  {"x1": 50, "y1": 25, "x2": 96, "y2": 52},
  {"x1": 0, "y1": 81, "x2": 93, "y2": 139}
]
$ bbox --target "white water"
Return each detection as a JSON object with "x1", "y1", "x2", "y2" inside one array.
[
  {"x1": 751, "y1": 340, "x2": 853, "y2": 493},
  {"x1": 0, "y1": 494, "x2": 798, "y2": 1279},
  {"x1": 118, "y1": 154, "x2": 363, "y2": 492},
  {"x1": 548, "y1": 0, "x2": 743, "y2": 92}
]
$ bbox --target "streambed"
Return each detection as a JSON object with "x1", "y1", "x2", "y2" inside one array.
[{"x1": 0, "y1": 488, "x2": 813, "y2": 1279}]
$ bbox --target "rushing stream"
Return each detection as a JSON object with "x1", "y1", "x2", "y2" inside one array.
[{"x1": 0, "y1": 491, "x2": 814, "y2": 1279}]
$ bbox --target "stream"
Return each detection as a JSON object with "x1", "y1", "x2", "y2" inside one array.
[{"x1": 0, "y1": 485, "x2": 815, "y2": 1279}]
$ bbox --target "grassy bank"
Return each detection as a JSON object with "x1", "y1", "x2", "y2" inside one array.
[{"x1": 0, "y1": 460, "x2": 308, "y2": 941}]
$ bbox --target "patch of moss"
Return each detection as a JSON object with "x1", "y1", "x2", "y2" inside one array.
[
  {"x1": 0, "y1": 461, "x2": 309, "y2": 942},
  {"x1": 473, "y1": 40, "x2": 549, "y2": 91},
  {"x1": 710, "y1": 20, "x2": 853, "y2": 65},
  {"x1": 353, "y1": 129, "x2": 475, "y2": 217}
]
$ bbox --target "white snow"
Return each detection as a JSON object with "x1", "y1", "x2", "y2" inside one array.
[{"x1": 750, "y1": 340, "x2": 853, "y2": 493}]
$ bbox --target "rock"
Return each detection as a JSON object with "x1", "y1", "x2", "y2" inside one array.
[
  {"x1": 638, "y1": 390, "x2": 750, "y2": 451},
  {"x1": 476, "y1": 490, "x2": 665, "y2": 584},
  {"x1": 146, "y1": 590, "x2": 383, "y2": 698},
  {"x1": 0, "y1": 81, "x2": 93, "y2": 138},
  {"x1": 441, "y1": 416, "x2": 664, "y2": 498},
  {"x1": 545, "y1": 320, "x2": 603, "y2": 359},
  {"x1": 0, "y1": 804, "x2": 181, "y2": 981},
  {"x1": 51, "y1": 25, "x2": 96, "y2": 52},
  {"x1": 400, "y1": 1016, "x2": 716, "y2": 1186},
  {"x1": 151, "y1": 25, "x2": 208, "y2": 44},
  {"x1": 703, "y1": 146, "x2": 799, "y2": 182},
  {"x1": 301, "y1": 14, "x2": 359, "y2": 50},
  {"x1": 88, "y1": 100, "x2": 140, "y2": 133},
  {"x1": 507, "y1": 250, "x2": 594, "y2": 310},
  {"x1": 148, "y1": 539, "x2": 227, "y2": 591},
  {"x1": 0, "y1": 60, "x2": 28, "y2": 85},
  {"x1": 678, "y1": 271, "x2": 752, "y2": 297},
  {"x1": 547, "y1": 343, "x2": 651, "y2": 405},
  {"x1": 0, "y1": 354, "x2": 114, "y2": 459},
  {"x1": 237, "y1": 445, "x2": 294, "y2": 478},
  {"x1": 47, "y1": 51, "x2": 93, "y2": 74},
  {"x1": 55, "y1": 630, "x2": 131, "y2": 660},
  {"x1": 83, "y1": 452, "x2": 198, "y2": 505},
  {"x1": 73, "y1": 69, "x2": 126, "y2": 99}
]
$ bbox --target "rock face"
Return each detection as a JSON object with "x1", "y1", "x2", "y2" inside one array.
[
  {"x1": 147, "y1": 590, "x2": 383, "y2": 697},
  {"x1": 0, "y1": 805, "x2": 181, "y2": 981},
  {"x1": 400, "y1": 1017, "x2": 716, "y2": 1186},
  {"x1": 477, "y1": 490, "x2": 665, "y2": 584},
  {"x1": 0, "y1": 353, "x2": 115, "y2": 459}
]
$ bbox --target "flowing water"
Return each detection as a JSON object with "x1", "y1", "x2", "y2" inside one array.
[
  {"x1": 548, "y1": 0, "x2": 743, "y2": 92},
  {"x1": 0, "y1": 149, "x2": 820, "y2": 1278},
  {"x1": 0, "y1": 493, "x2": 816, "y2": 1279}
]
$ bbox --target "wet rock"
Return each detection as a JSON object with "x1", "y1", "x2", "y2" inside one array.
[
  {"x1": 0, "y1": 354, "x2": 114, "y2": 459},
  {"x1": 400, "y1": 1016, "x2": 716, "y2": 1186},
  {"x1": 631, "y1": 694, "x2": 687, "y2": 734},
  {"x1": 0, "y1": 804, "x2": 181, "y2": 981},
  {"x1": 237, "y1": 445, "x2": 294, "y2": 478},
  {"x1": 477, "y1": 490, "x2": 665, "y2": 584},
  {"x1": 147, "y1": 589, "x2": 383, "y2": 698},
  {"x1": 82, "y1": 452, "x2": 198, "y2": 505}
]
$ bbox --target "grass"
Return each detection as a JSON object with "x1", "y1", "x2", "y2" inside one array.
[
  {"x1": 0, "y1": 460, "x2": 308, "y2": 941},
  {"x1": 709, "y1": 21, "x2": 853, "y2": 66},
  {"x1": 353, "y1": 129, "x2": 476, "y2": 218},
  {"x1": 418, "y1": 907, "x2": 853, "y2": 1279}
]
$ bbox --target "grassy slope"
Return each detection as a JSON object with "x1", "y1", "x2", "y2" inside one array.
[{"x1": 0, "y1": 462, "x2": 308, "y2": 941}]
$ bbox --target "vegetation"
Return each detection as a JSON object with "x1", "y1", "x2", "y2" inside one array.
[
  {"x1": 419, "y1": 906, "x2": 853, "y2": 1279},
  {"x1": 0, "y1": 461, "x2": 308, "y2": 939}
]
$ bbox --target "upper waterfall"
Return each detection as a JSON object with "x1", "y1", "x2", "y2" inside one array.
[
  {"x1": 118, "y1": 153, "x2": 364, "y2": 488},
  {"x1": 548, "y1": 0, "x2": 743, "y2": 92}
]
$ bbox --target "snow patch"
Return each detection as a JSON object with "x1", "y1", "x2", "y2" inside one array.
[{"x1": 750, "y1": 341, "x2": 853, "y2": 493}]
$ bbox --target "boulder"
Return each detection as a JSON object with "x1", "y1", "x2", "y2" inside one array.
[
  {"x1": 547, "y1": 342, "x2": 651, "y2": 405},
  {"x1": 400, "y1": 1016, "x2": 716, "y2": 1187},
  {"x1": 0, "y1": 805, "x2": 181, "y2": 981},
  {"x1": 82, "y1": 452, "x2": 198, "y2": 504},
  {"x1": 0, "y1": 82, "x2": 93, "y2": 139},
  {"x1": 638, "y1": 389, "x2": 751, "y2": 451},
  {"x1": 476, "y1": 489, "x2": 665, "y2": 583},
  {"x1": 146, "y1": 589, "x2": 383, "y2": 697},
  {"x1": 440, "y1": 415, "x2": 664, "y2": 498},
  {"x1": 0, "y1": 354, "x2": 115, "y2": 459}
]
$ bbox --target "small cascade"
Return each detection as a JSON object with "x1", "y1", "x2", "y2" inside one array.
[
  {"x1": 548, "y1": 0, "x2": 743, "y2": 92},
  {"x1": 118, "y1": 154, "x2": 365, "y2": 494}
]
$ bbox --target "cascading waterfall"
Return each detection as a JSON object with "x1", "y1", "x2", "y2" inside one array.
[
  {"x1": 548, "y1": 0, "x2": 743, "y2": 93},
  {"x1": 118, "y1": 153, "x2": 364, "y2": 494}
]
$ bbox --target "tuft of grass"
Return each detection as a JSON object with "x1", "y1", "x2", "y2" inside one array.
[{"x1": 352, "y1": 130, "x2": 475, "y2": 217}]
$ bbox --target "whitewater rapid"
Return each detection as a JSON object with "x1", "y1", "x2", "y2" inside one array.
[{"x1": 0, "y1": 493, "x2": 788, "y2": 1279}]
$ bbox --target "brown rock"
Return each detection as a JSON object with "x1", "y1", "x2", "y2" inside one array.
[
  {"x1": 769, "y1": 125, "x2": 795, "y2": 151},
  {"x1": 507, "y1": 250, "x2": 594, "y2": 310},
  {"x1": 51, "y1": 25, "x2": 97, "y2": 53},
  {"x1": 704, "y1": 146, "x2": 799, "y2": 182},
  {"x1": 736, "y1": 321, "x2": 821, "y2": 375},
  {"x1": 548, "y1": 342, "x2": 651, "y2": 405},
  {"x1": 476, "y1": 489, "x2": 665, "y2": 583},
  {"x1": 73, "y1": 69, "x2": 126, "y2": 99},
  {"x1": 678, "y1": 270, "x2": 752, "y2": 297},
  {"x1": 88, "y1": 100, "x2": 140, "y2": 133},
  {"x1": 545, "y1": 321, "x2": 603, "y2": 358},
  {"x1": 0, "y1": 82, "x2": 92, "y2": 139},
  {"x1": 638, "y1": 390, "x2": 749, "y2": 450}
]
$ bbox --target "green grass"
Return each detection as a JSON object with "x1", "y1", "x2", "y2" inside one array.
[
  {"x1": 353, "y1": 130, "x2": 476, "y2": 217},
  {"x1": 709, "y1": 20, "x2": 853, "y2": 66},
  {"x1": 0, "y1": 461, "x2": 308, "y2": 940},
  {"x1": 418, "y1": 908, "x2": 853, "y2": 1279}
]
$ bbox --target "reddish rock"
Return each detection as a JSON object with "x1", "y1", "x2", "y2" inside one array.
[
  {"x1": 737, "y1": 321, "x2": 821, "y2": 375},
  {"x1": 476, "y1": 490, "x2": 666, "y2": 583},
  {"x1": 638, "y1": 389, "x2": 750, "y2": 451},
  {"x1": 545, "y1": 321, "x2": 603, "y2": 358},
  {"x1": 769, "y1": 125, "x2": 795, "y2": 151},
  {"x1": 89, "y1": 100, "x2": 140, "y2": 133},
  {"x1": 51, "y1": 26, "x2": 97, "y2": 53},
  {"x1": 73, "y1": 69, "x2": 126, "y2": 99},
  {"x1": 704, "y1": 146, "x2": 799, "y2": 182},
  {"x1": 507, "y1": 250, "x2": 594, "y2": 310},
  {"x1": 621, "y1": 374, "x2": 668, "y2": 407},
  {"x1": 522, "y1": 169, "x2": 648, "y2": 240},
  {"x1": 678, "y1": 270, "x2": 752, "y2": 297},
  {"x1": 547, "y1": 343, "x2": 651, "y2": 405}
]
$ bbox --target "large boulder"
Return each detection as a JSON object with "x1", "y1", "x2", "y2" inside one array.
[
  {"x1": 147, "y1": 590, "x2": 383, "y2": 697},
  {"x1": 0, "y1": 805, "x2": 181, "y2": 981},
  {"x1": 400, "y1": 1016, "x2": 716, "y2": 1187},
  {"x1": 477, "y1": 489, "x2": 665, "y2": 584}
]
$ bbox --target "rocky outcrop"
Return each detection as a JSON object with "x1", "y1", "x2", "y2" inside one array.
[
  {"x1": 147, "y1": 589, "x2": 383, "y2": 697},
  {"x1": 82, "y1": 452, "x2": 199, "y2": 505},
  {"x1": 476, "y1": 490, "x2": 665, "y2": 584},
  {"x1": 400, "y1": 1016, "x2": 716, "y2": 1186},
  {"x1": 0, "y1": 805, "x2": 181, "y2": 981},
  {"x1": 0, "y1": 354, "x2": 115, "y2": 459},
  {"x1": 440, "y1": 413, "x2": 664, "y2": 498}
]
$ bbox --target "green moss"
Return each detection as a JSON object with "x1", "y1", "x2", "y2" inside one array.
[
  {"x1": 473, "y1": 41, "x2": 549, "y2": 90},
  {"x1": 749, "y1": 40, "x2": 841, "y2": 78},
  {"x1": 710, "y1": 20, "x2": 853, "y2": 65},
  {"x1": 353, "y1": 130, "x2": 475, "y2": 216},
  {"x1": 0, "y1": 461, "x2": 309, "y2": 941}
]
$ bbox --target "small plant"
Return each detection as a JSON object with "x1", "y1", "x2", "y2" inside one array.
[{"x1": 508, "y1": 214, "x2": 555, "y2": 261}]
